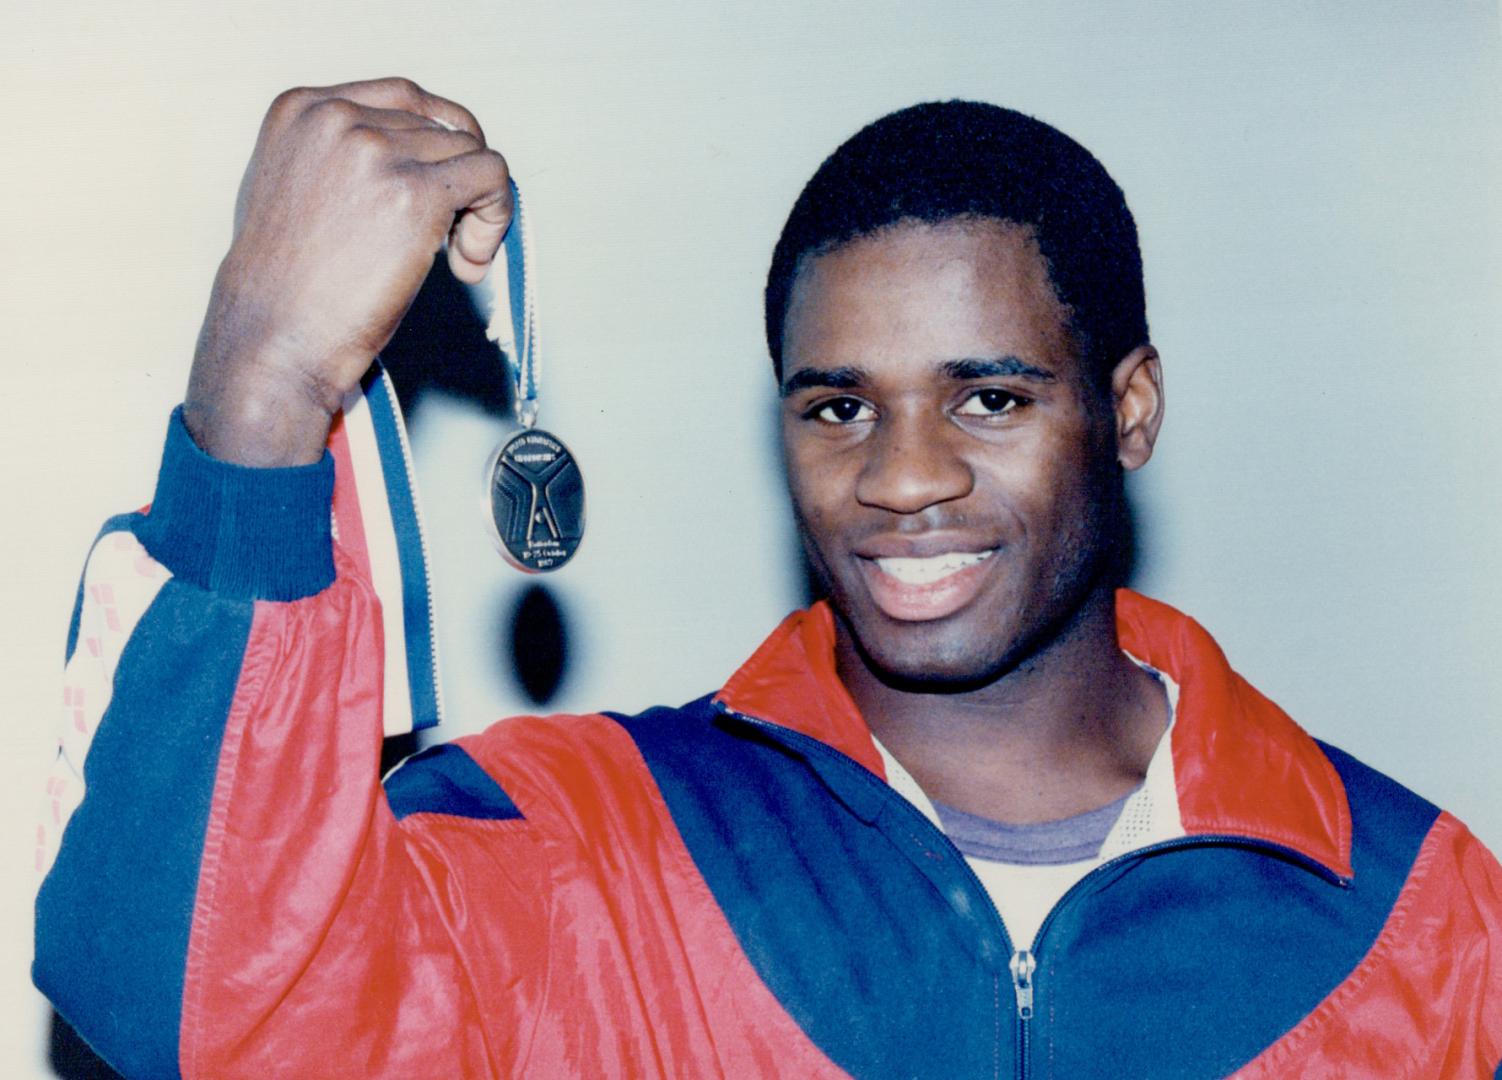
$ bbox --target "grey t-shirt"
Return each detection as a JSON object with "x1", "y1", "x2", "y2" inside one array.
[{"x1": 932, "y1": 787, "x2": 1137, "y2": 866}]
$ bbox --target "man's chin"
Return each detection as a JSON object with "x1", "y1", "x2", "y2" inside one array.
[{"x1": 836, "y1": 605, "x2": 1020, "y2": 693}]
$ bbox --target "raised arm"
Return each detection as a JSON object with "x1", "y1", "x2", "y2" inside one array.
[{"x1": 34, "y1": 80, "x2": 548, "y2": 1079}]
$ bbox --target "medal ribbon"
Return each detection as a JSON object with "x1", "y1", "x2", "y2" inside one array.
[{"x1": 485, "y1": 178, "x2": 540, "y2": 429}]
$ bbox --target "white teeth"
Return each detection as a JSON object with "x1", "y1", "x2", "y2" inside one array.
[{"x1": 873, "y1": 551, "x2": 994, "y2": 585}]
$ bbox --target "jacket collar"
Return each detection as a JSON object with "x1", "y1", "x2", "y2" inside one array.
[{"x1": 714, "y1": 589, "x2": 1352, "y2": 879}]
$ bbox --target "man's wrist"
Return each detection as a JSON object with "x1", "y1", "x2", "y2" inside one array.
[
  {"x1": 181, "y1": 382, "x2": 335, "y2": 468},
  {"x1": 185, "y1": 253, "x2": 350, "y2": 467},
  {"x1": 136, "y1": 407, "x2": 337, "y2": 600}
]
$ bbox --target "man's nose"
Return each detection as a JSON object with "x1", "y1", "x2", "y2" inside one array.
[{"x1": 853, "y1": 411, "x2": 974, "y2": 514}]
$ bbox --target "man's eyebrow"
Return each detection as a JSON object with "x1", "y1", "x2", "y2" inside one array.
[
  {"x1": 779, "y1": 366, "x2": 867, "y2": 398},
  {"x1": 942, "y1": 356, "x2": 1057, "y2": 382},
  {"x1": 779, "y1": 357, "x2": 1056, "y2": 398}
]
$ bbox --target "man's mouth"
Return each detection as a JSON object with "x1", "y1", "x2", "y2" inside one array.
[
  {"x1": 873, "y1": 551, "x2": 994, "y2": 585},
  {"x1": 857, "y1": 549, "x2": 998, "y2": 622}
]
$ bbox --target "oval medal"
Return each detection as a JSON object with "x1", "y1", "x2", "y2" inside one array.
[{"x1": 485, "y1": 427, "x2": 585, "y2": 573}]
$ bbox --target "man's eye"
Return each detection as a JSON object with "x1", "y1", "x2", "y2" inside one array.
[
  {"x1": 811, "y1": 397, "x2": 875, "y2": 424},
  {"x1": 955, "y1": 388, "x2": 1023, "y2": 417}
]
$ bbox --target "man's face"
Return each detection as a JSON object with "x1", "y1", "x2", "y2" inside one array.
[{"x1": 779, "y1": 217, "x2": 1126, "y2": 685}]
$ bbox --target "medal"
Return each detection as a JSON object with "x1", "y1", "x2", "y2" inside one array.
[
  {"x1": 485, "y1": 428, "x2": 584, "y2": 572},
  {"x1": 480, "y1": 181, "x2": 586, "y2": 572}
]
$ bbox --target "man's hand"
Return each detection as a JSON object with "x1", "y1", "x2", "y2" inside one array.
[{"x1": 184, "y1": 78, "x2": 512, "y2": 466}]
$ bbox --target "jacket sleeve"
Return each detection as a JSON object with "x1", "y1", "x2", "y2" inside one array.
[
  {"x1": 1460, "y1": 827, "x2": 1502, "y2": 1078},
  {"x1": 34, "y1": 407, "x2": 550, "y2": 1080}
]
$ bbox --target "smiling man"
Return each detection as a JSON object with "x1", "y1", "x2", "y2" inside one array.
[{"x1": 34, "y1": 83, "x2": 1502, "y2": 1078}]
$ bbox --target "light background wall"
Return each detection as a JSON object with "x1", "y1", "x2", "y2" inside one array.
[{"x1": 2, "y1": 2, "x2": 1497, "y2": 1074}]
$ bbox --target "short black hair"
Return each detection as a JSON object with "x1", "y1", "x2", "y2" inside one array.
[{"x1": 765, "y1": 100, "x2": 1148, "y2": 385}]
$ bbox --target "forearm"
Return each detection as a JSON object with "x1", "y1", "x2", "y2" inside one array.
[
  {"x1": 183, "y1": 256, "x2": 341, "y2": 468},
  {"x1": 35, "y1": 77, "x2": 527, "y2": 1075}
]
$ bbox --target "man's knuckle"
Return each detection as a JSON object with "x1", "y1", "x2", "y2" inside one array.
[
  {"x1": 380, "y1": 76, "x2": 426, "y2": 105},
  {"x1": 483, "y1": 150, "x2": 511, "y2": 190},
  {"x1": 384, "y1": 169, "x2": 424, "y2": 212},
  {"x1": 452, "y1": 104, "x2": 482, "y2": 135},
  {"x1": 305, "y1": 97, "x2": 360, "y2": 135},
  {"x1": 268, "y1": 87, "x2": 314, "y2": 122},
  {"x1": 346, "y1": 124, "x2": 385, "y2": 155}
]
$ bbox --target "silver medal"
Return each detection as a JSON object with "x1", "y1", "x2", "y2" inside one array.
[
  {"x1": 480, "y1": 180, "x2": 585, "y2": 572},
  {"x1": 485, "y1": 428, "x2": 585, "y2": 572}
]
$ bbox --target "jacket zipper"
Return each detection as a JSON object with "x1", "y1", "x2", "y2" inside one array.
[
  {"x1": 1008, "y1": 948, "x2": 1035, "y2": 1080},
  {"x1": 715, "y1": 703, "x2": 1350, "y2": 1080}
]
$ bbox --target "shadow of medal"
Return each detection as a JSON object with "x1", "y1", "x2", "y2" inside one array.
[{"x1": 485, "y1": 427, "x2": 585, "y2": 572}]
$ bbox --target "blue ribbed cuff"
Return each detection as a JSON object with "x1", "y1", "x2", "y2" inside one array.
[{"x1": 135, "y1": 407, "x2": 336, "y2": 601}]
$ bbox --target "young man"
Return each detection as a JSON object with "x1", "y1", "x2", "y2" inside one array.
[{"x1": 34, "y1": 79, "x2": 1502, "y2": 1078}]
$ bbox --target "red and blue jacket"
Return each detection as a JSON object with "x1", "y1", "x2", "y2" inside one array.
[{"x1": 35, "y1": 373, "x2": 1502, "y2": 1078}]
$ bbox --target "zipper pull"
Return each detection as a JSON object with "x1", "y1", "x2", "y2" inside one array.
[{"x1": 1009, "y1": 949, "x2": 1036, "y2": 1020}]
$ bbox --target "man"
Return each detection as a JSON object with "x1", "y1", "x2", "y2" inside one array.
[{"x1": 34, "y1": 78, "x2": 1502, "y2": 1078}]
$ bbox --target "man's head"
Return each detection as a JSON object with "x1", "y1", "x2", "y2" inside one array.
[
  {"x1": 770, "y1": 102, "x2": 1164, "y2": 688},
  {"x1": 766, "y1": 100, "x2": 1148, "y2": 391}
]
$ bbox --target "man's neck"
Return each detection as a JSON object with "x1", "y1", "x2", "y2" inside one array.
[{"x1": 836, "y1": 589, "x2": 1170, "y2": 825}]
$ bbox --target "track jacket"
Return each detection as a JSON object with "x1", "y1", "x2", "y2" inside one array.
[{"x1": 35, "y1": 373, "x2": 1502, "y2": 1078}]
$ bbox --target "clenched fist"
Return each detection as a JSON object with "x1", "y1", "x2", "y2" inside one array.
[{"x1": 184, "y1": 78, "x2": 512, "y2": 466}]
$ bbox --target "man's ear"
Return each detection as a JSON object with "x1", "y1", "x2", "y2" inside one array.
[{"x1": 1111, "y1": 345, "x2": 1164, "y2": 472}]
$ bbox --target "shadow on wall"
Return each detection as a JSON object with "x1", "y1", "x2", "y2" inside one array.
[{"x1": 45, "y1": 256, "x2": 577, "y2": 1079}]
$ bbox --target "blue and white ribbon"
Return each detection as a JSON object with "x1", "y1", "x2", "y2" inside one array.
[{"x1": 486, "y1": 179, "x2": 540, "y2": 429}]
